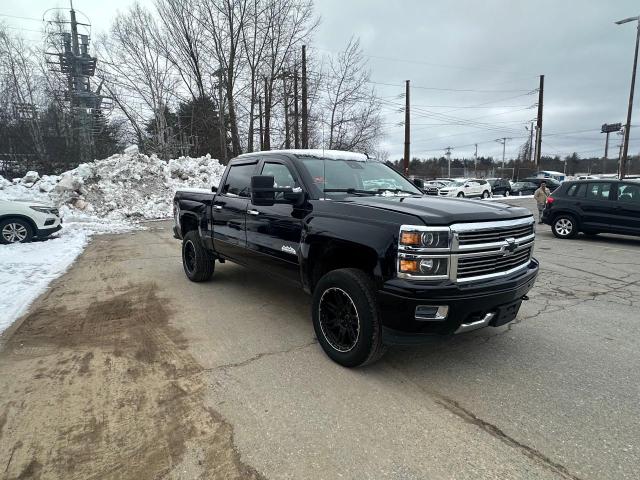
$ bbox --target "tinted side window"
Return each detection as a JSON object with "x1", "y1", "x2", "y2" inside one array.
[
  {"x1": 567, "y1": 184, "x2": 587, "y2": 197},
  {"x1": 261, "y1": 162, "x2": 297, "y2": 188},
  {"x1": 222, "y1": 163, "x2": 257, "y2": 197},
  {"x1": 586, "y1": 183, "x2": 612, "y2": 201},
  {"x1": 618, "y1": 183, "x2": 640, "y2": 204}
]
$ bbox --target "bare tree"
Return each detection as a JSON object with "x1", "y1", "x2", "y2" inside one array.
[
  {"x1": 97, "y1": 2, "x2": 179, "y2": 158},
  {"x1": 0, "y1": 26, "x2": 47, "y2": 164},
  {"x1": 322, "y1": 37, "x2": 381, "y2": 153},
  {"x1": 155, "y1": 0, "x2": 210, "y2": 101}
]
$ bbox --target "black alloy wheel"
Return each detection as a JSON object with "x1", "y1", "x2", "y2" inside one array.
[
  {"x1": 318, "y1": 287, "x2": 360, "y2": 353},
  {"x1": 312, "y1": 268, "x2": 386, "y2": 367}
]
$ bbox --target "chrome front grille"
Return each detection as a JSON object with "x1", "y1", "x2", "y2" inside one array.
[
  {"x1": 457, "y1": 223, "x2": 534, "y2": 245},
  {"x1": 456, "y1": 246, "x2": 533, "y2": 279},
  {"x1": 451, "y1": 217, "x2": 535, "y2": 282}
]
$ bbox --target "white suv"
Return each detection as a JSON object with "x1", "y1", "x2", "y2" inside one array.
[
  {"x1": 0, "y1": 200, "x2": 62, "y2": 244},
  {"x1": 438, "y1": 179, "x2": 492, "y2": 199}
]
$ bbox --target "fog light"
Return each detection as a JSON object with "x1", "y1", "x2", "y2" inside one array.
[{"x1": 415, "y1": 305, "x2": 449, "y2": 321}]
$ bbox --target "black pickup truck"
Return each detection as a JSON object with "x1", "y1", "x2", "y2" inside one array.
[{"x1": 173, "y1": 149, "x2": 539, "y2": 367}]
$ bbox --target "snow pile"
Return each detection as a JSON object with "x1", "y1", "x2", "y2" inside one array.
[
  {"x1": 0, "y1": 152, "x2": 224, "y2": 221},
  {"x1": 0, "y1": 151, "x2": 223, "y2": 334}
]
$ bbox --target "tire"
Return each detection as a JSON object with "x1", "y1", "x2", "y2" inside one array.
[
  {"x1": 552, "y1": 214, "x2": 578, "y2": 239},
  {"x1": 505, "y1": 190, "x2": 511, "y2": 197},
  {"x1": 481, "y1": 190, "x2": 490, "y2": 199},
  {"x1": 0, "y1": 218, "x2": 34, "y2": 244},
  {"x1": 457, "y1": 192, "x2": 465, "y2": 198},
  {"x1": 312, "y1": 268, "x2": 386, "y2": 367},
  {"x1": 181, "y1": 230, "x2": 215, "y2": 282}
]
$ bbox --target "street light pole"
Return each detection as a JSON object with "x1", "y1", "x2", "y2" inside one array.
[{"x1": 615, "y1": 15, "x2": 640, "y2": 179}]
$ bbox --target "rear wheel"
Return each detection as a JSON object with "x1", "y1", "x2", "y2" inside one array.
[
  {"x1": 182, "y1": 230, "x2": 215, "y2": 282},
  {"x1": 457, "y1": 192, "x2": 465, "y2": 198},
  {"x1": 505, "y1": 190, "x2": 511, "y2": 197},
  {"x1": 552, "y1": 214, "x2": 578, "y2": 239},
  {"x1": 0, "y1": 218, "x2": 33, "y2": 244},
  {"x1": 312, "y1": 268, "x2": 386, "y2": 367},
  {"x1": 481, "y1": 190, "x2": 490, "y2": 199}
]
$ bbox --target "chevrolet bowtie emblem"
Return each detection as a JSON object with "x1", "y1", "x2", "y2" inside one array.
[{"x1": 501, "y1": 237, "x2": 518, "y2": 256}]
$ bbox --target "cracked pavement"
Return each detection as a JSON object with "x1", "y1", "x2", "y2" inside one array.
[{"x1": 1, "y1": 205, "x2": 639, "y2": 479}]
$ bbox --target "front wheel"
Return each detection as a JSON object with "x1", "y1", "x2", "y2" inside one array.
[
  {"x1": 182, "y1": 230, "x2": 215, "y2": 282},
  {"x1": 457, "y1": 192, "x2": 465, "y2": 198},
  {"x1": 312, "y1": 268, "x2": 386, "y2": 367},
  {"x1": 552, "y1": 215, "x2": 578, "y2": 239},
  {"x1": 0, "y1": 218, "x2": 33, "y2": 244}
]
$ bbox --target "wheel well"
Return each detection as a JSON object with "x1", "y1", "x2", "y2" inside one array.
[
  {"x1": 307, "y1": 241, "x2": 378, "y2": 292},
  {"x1": 0, "y1": 215, "x2": 37, "y2": 233},
  {"x1": 549, "y1": 210, "x2": 579, "y2": 226},
  {"x1": 180, "y1": 214, "x2": 199, "y2": 235}
]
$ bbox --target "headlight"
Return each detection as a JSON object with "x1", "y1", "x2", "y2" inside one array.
[
  {"x1": 399, "y1": 256, "x2": 449, "y2": 276},
  {"x1": 399, "y1": 227, "x2": 450, "y2": 249},
  {"x1": 30, "y1": 206, "x2": 58, "y2": 215}
]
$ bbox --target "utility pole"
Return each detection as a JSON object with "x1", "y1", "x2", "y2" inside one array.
[
  {"x1": 258, "y1": 95, "x2": 263, "y2": 150},
  {"x1": 283, "y1": 74, "x2": 291, "y2": 149},
  {"x1": 495, "y1": 137, "x2": 511, "y2": 173},
  {"x1": 404, "y1": 80, "x2": 410, "y2": 175},
  {"x1": 534, "y1": 75, "x2": 544, "y2": 166},
  {"x1": 528, "y1": 122, "x2": 534, "y2": 163},
  {"x1": 445, "y1": 147, "x2": 453, "y2": 178},
  {"x1": 618, "y1": 127, "x2": 626, "y2": 171},
  {"x1": 293, "y1": 65, "x2": 300, "y2": 148},
  {"x1": 615, "y1": 15, "x2": 640, "y2": 179},
  {"x1": 263, "y1": 76, "x2": 271, "y2": 150},
  {"x1": 217, "y1": 69, "x2": 227, "y2": 162},
  {"x1": 301, "y1": 45, "x2": 308, "y2": 149},
  {"x1": 474, "y1": 143, "x2": 478, "y2": 177}
]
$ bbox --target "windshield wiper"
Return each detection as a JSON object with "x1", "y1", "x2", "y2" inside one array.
[
  {"x1": 374, "y1": 188, "x2": 418, "y2": 195},
  {"x1": 323, "y1": 188, "x2": 377, "y2": 196}
]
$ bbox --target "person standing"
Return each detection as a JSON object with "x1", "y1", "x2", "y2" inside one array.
[{"x1": 533, "y1": 181, "x2": 551, "y2": 224}]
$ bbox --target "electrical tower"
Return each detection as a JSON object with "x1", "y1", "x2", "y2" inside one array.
[{"x1": 44, "y1": 1, "x2": 109, "y2": 162}]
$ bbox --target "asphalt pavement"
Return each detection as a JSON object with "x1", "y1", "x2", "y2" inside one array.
[{"x1": 1, "y1": 198, "x2": 639, "y2": 480}]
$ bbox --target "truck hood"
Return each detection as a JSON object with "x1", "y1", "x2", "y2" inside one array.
[{"x1": 337, "y1": 195, "x2": 531, "y2": 225}]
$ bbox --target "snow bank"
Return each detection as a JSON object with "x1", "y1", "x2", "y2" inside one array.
[{"x1": 0, "y1": 151, "x2": 224, "y2": 334}]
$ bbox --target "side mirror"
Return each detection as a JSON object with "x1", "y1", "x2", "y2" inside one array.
[
  {"x1": 251, "y1": 175, "x2": 276, "y2": 206},
  {"x1": 250, "y1": 175, "x2": 305, "y2": 207},
  {"x1": 464, "y1": 183, "x2": 470, "y2": 188},
  {"x1": 211, "y1": 185, "x2": 218, "y2": 193},
  {"x1": 412, "y1": 178, "x2": 424, "y2": 189}
]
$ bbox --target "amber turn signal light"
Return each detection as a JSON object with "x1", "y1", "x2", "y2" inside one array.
[
  {"x1": 400, "y1": 231, "x2": 421, "y2": 246},
  {"x1": 399, "y1": 259, "x2": 419, "y2": 273}
]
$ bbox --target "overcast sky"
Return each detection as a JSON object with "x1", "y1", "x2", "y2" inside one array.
[{"x1": 4, "y1": 0, "x2": 640, "y2": 160}]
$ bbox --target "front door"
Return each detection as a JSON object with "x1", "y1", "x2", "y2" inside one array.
[
  {"x1": 212, "y1": 161, "x2": 258, "y2": 263},
  {"x1": 612, "y1": 182, "x2": 640, "y2": 234},
  {"x1": 245, "y1": 159, "x2": 305, "y2": 284}
]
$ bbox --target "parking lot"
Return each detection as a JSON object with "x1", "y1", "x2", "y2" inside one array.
[{"x1": 1, "y1": 198, "x2": 639, "y2": 480}]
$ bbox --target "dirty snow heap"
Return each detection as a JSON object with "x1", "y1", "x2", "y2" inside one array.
[{"x1": 0, "y1": 152, "x2": 225, "y2": 221}]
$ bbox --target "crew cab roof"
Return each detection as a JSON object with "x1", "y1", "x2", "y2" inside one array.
[{"x1": 236, "y1": 149, "x2": 369, "y2": 162}]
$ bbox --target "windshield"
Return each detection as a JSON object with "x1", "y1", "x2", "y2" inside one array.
[{"x1": 298, "y1": 158, "x2": 422, "y2": 197}]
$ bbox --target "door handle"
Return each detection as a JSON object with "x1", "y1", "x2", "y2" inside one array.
[
  {"x1": 247, "y1": 209, "x2": 260, "y2": 216},
  {"x1": 214, "y1": 205, "x2": 223, "y2": 210}
]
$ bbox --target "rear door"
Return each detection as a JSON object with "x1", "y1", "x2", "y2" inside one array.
[
  {"x1": 212, "y1": 161, "x2": 258, "y2": 263},
  {"x1": 580, "y1": 182, "x2": 614, "y2": 231},
  {"x1": 612, "y1": 182, "x2": 640, "y2": 234},
  {"x1": 244, "y1": 157, "x2": 305, "y2": 284}
]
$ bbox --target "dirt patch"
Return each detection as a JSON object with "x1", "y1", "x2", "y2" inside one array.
[{"x1": 0, "y1": 265, "x2": 264, "y2": 479}]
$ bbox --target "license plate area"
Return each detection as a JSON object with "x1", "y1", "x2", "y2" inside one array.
[{"x1": 491, "y1": 299, "x2": 522, "y2": 327}]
